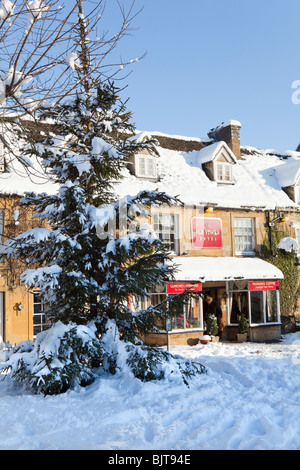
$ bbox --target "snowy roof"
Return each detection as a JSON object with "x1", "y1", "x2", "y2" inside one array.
[
  {"x1": 273, "y1": 158, "x2": 300, "y2": 188},
  {"x1": 115, "y1": 136, "x2": 300, "y2": 211},
  {"x1": 1, "y1": 122, "x2": 300, "y2": 213},
  {"x1": 170, "y1": 256, "x2": 284, "y2": 282},
  {"x1": 197, "y1": 141, "x2": 237, "y2": 164},
  {"x1": 0, "y1": 154, "x2": 58, "y2": 196}
]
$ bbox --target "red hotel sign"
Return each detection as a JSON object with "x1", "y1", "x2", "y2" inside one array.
[
  {"x1": 167, "y1": 282, "x2": 202, "y2": 294},
  {"x1": 191, "y1": 217, "x2": 223, "y2": 249},
  {"x1": 249, "y1": 281, "x2": 279, "y2": 291}
]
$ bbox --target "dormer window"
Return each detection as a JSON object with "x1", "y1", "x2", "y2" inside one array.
[
  {"x1": 198, "y1": 141, "x2": 236, "y2": 184},
  {"x1": 215, "y1": 162, "x2": 233, "y2": 183},
  {"x1": 135, "y1": 154, "x2": 157, "y2": 179}
]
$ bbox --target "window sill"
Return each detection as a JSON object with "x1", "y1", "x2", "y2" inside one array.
[
  {"x1": 228, "y1": 323, "x2": 281, "y2": 328},
  {"x1": 135, "y1": 174, "x2": 158, "y2": 181},
  {"x1": 158, "y1": 328, "x2": 203, "y2": 334},
  {"x1": 235, "y1": 252, "x2": 256, "y2": 257},
  {"x1": 216, "y1": 180, "x2": 235, "y2": 185}
]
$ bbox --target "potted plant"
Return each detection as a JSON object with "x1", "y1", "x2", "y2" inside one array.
[
  {"x1": 237, "y1": 313, "x2": 248, "y2": 342},
  {"x1": 199, "y1": 335, "x2": 211, "y2": 345},
  {"x1": 206, "y1": 314, "x2": 219, "y2": 343}
]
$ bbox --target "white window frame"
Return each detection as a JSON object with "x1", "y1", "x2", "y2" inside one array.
[
  {"x1": 130, "y1": 294, "x2": 148, "y2": 313},
  {"x1": 214, "y1": 162, "x2": 233, "y2": 183},
  {"x1": 290, "y1": 220, "x2": 300, "y2": 258},
  {"x1": 234, "y1": 217, "x2": 256, "y2": 256},
  {"x1": 295, "y1": 185, "x2": 300, "y2": 205},
  {"x1": 226, "y1": 281, "x2": 281, "y2": 326},
  {"x1": 135, "y1": 154, "x2": 157, "y2": 179},
  {"x1": 33, "y1": 292, "x2": 51, "y2": 337},
  {"x1": 153, "y1": 213, "x2": 179, "y2": 254},
  {"x1": 248, "y1": 289, "x2": 281, "y2": 326},
  {"x1": 148, "y1": 285, "x2": 203, "y2": 332},
  {"x1": 295, "y1": 226, "x2": 300, "y2": 247}
]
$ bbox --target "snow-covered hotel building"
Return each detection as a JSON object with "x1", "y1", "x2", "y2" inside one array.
[
  {"x1": 120, "y1": 120, "x2": 300, "y2": 345},
  {"x1": 1, "y1": 119, "x2": 300, "y2": 345}
]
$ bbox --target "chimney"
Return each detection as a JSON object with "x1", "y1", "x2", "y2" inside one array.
[{"x1": 207, "y1": 120, "x2": 241, "y2": 159}]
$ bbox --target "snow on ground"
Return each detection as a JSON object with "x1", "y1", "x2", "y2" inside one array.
[{"x1": 0, "y1": 333, "x2": 300, "y2": 450}]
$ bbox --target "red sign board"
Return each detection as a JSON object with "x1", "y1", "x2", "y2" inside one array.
[
  {"x1": 249, "y1": 281, "x2": 279, "y2": 291},
  {"x1": 167, "y1": 282, "x2": 202, "y2": 294},
  {"x1": 191, "y1": 217, "x2": 223, "y2": 249}
]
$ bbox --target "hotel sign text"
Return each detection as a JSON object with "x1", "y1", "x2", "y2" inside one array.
[{"x1": 191, "y1": 217, "x2": 223, "y2": 249}]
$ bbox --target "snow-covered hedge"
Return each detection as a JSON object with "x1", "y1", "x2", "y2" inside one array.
[
  {"x1": 0, "y1": 319, "x2": 206, "y2": 395},
  {"x1": 101, "y1": 320, "x2": 207, "y2": 386},
  {"x1": 0, "y1": 322, "x2": 103, "y2": 395}
]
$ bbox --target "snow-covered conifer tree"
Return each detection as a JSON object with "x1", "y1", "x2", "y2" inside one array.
[{"x1": 1, "y1": 1, "x2": 206, "y2": 393}]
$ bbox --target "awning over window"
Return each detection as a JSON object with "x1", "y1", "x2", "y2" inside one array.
[{"x1": 170, "y1": 257, "x2": 284, "y2": 282}]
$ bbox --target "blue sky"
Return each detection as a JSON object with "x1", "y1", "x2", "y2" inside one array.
[{"x1": 108, "y1": 0, "x2": 300, "y2": 151}]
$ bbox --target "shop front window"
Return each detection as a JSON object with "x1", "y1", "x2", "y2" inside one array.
[
  {"x1": 170, "y1": 296, "x2": 201, "y2": 331},
  {"x1": 250, "y1": 290, "x2": 264, "y2": 324},
  {"x1": 149, "y1": 291, "x2": 167, "y2": 331},
  {"x1": 131, "y1": 288, "x2": 201, "y2": 331},
  {"x1": 228, "y1": 280, "x2": 280, "y2": 325},
  {"x1": 250, "y1": 290, "x2": 279, "y2": 325},
  {"x1": 228, "y1": 281, "x2": 249, "y2": 325},
  {"x1": 250, "y1": 290, "x2": 279, "y2": 324},
  {"x1": 266, "y1": 290, "x2": 278, "y2": 323},
  {"x1": 229, "y1": 290, "x2": 249, "y2": 324}
]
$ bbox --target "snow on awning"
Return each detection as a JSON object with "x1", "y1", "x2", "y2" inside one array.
[{"x1": 171, "y1": 257, "x2": 284, "y2": 282}]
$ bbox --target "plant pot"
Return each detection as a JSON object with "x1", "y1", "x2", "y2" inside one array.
[
  {"x1": 237, "y1": 333, "x2": 247, "y2": 343},
  {"x1": 211, "y1": 336, "x2": 219, "y2": 343},
  {"x1": 199, "y1": 335, "x2": 211, "y2": 345}
]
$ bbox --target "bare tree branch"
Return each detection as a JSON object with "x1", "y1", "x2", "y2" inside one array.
[{"x1": 0, "y1": 0, "x2": 144, "y2": 173}]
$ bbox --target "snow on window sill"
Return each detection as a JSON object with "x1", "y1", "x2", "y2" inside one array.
[{"x1": 216, "y1": 180, "x2": 235, "y2": 185}]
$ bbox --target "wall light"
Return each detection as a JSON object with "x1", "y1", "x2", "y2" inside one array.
[{"x1": 269, "y1": 212, "x2": 287, "y2": 226}]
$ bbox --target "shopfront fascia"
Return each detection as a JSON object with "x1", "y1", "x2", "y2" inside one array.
[{"x1": 138, "y1": 257, "x2": 284, "y2": 345}]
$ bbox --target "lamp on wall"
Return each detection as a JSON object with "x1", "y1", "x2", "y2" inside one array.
[
  {"x1": 268, "y1": 211, "x2": 288, "y2": 256},
  {"x1": 269, "y1": 212, "x2": 287, "y2": 226},
  {"x1": 199, "y1": 203, "x2": 217, "y2": 214}
]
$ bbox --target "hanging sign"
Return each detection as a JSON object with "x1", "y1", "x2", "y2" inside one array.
[
  {"x1": 191, "y1": 217, "x2": 223, "y2": 249},
  {"x1": 167, "y1": 282, "x2": 202, "y2": 294},
  {"x1": 249, "y1": 280, "x2": 279, "y2": 291}
]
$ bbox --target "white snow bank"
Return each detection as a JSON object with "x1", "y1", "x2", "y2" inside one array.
[{"x1": 0, "y1": 333, "x2": 300, "y2": 450}]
